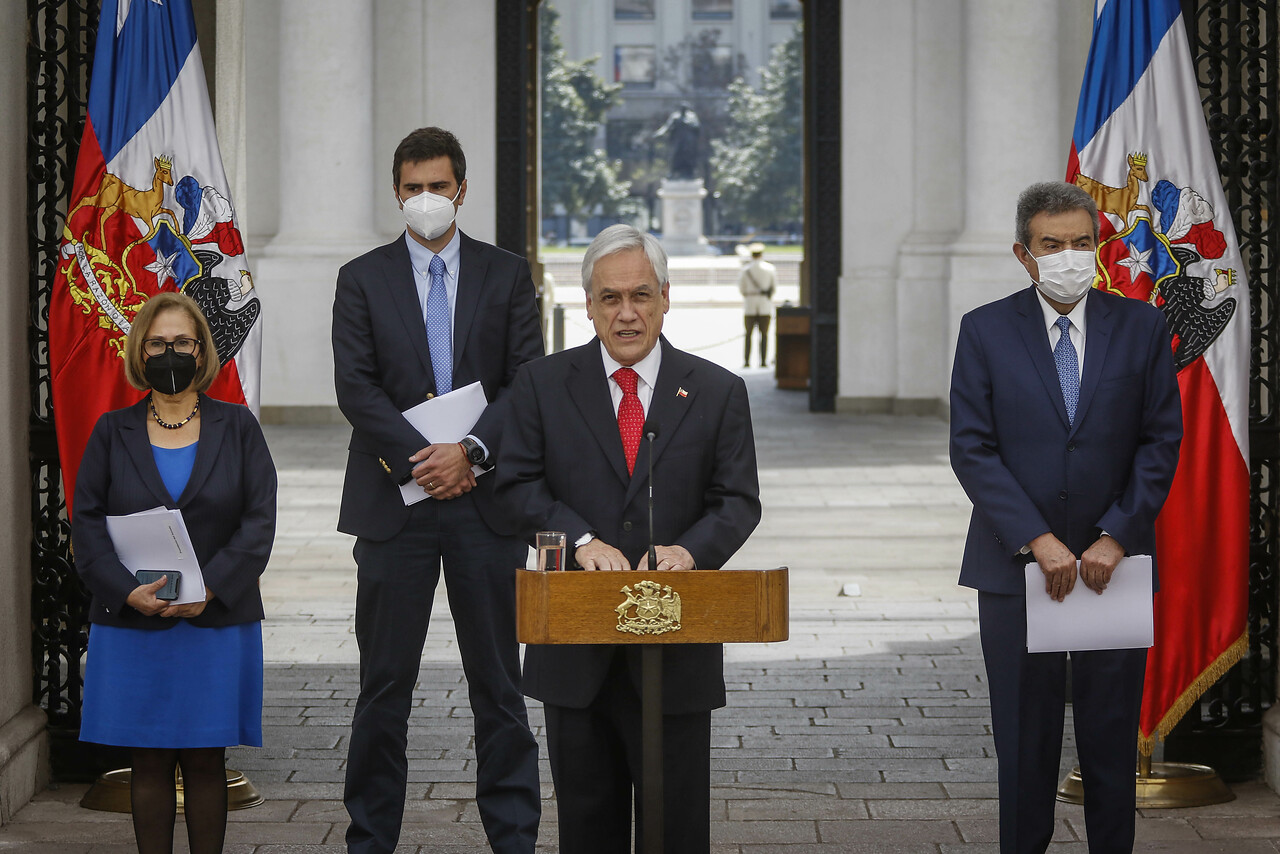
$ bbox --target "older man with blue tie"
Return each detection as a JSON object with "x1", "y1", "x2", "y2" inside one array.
[{"x1": 949, "y1": 182, "x2": 1182, "y2": 854}]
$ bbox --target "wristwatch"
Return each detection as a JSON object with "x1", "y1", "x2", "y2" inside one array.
[{"x1": 459, "y1": 436, "x2": 488, "y2": 467}]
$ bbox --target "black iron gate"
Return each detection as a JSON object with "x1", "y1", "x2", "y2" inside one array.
[
  {"x1": 1163, "y1": 0, "x2": 1279, "y2": 780},
  {"x1": 25, "y1": 0, "x2": 125, "y2": 779}
]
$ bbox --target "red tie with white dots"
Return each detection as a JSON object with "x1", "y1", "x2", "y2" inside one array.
[{"x1": 613, "y1": 367, "x2": 643, "y2": 475}]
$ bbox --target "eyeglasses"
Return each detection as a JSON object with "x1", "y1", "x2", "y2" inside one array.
[{"x1": 142, "y1": 337, "x2": 201, "y2": 357}]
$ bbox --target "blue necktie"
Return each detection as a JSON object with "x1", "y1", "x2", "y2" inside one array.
[
  {"x1": 426, "y1": 255, "x2": 452, "y2": 395},
  {"x1": 1054, "y1": 316, "x2": 1079, "y2": 426}
]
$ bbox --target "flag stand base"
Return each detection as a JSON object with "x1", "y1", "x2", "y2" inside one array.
[
  {"x1": 80, "y1": 768, "x2": 264, "y2": 813},
  {"x1": 1057, "y1": 754, "x2": 1235, "y2": 809}
]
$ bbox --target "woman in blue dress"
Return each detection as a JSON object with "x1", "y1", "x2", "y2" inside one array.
[{"x1": 72, "y1": 292, "x2": 277, "y2": 854}]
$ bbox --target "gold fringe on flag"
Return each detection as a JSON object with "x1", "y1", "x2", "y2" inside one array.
[{"x1": 1137, "y1": 630, "x2": 1249, "y2": 756}]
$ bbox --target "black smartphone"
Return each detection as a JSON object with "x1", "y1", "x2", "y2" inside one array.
[{"x1": 135, "y1": 570, "x2": 181, "y2": 601}]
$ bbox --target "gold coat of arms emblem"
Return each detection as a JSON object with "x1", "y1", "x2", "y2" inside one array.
[{"x1": 616, "y1": 580, "x2": 682, "y2": 636}]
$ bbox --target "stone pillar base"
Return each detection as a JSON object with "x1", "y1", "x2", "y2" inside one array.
[
  {"x1": 0, "y1": 706, "x2": 49, "y2": 825},
  {"x1": 656, "y1": 178, "x2": 709, "y2": 256},
  {"x1": 1265, "y1": 704, "x2": 1280, "y2": 793}
]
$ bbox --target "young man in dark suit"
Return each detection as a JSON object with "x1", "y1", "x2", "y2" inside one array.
[
  {"x1": 331, "y1": 127, "x2": 544, "y2": 854},
  {"x1": 949, "y1": 182, "x2": 1182, "y2": 854},
  {"x1": 495, "y1": 224, "x2": 762, "y2": 854}
]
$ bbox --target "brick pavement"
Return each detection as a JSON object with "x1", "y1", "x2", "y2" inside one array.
[{"x1": 2, "y1": 371, "x2": 1278, "y2": 852}]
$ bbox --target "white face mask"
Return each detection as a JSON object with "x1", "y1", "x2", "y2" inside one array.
[
  {"x1": 400, "y1": 186, "x2": 461, "y2": 241},
  {"x1": 1026, "y1": 246, "x2": 1096, "y2": 303}
]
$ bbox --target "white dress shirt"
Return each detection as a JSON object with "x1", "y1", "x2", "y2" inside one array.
[
  {"x1": 404, "y1": 229, "x2": 488, "y2": 458},
  {"x1": 600, "y1": 341, "x2": 662, "y2": 417},
  {"x1": 1036, "y1": 287, "x2": 1088, "y2": 379},
  {"x1": 405, "y1": 228, "x2": 461, "y2": 323}
]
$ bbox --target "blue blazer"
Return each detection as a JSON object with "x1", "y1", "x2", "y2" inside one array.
[
  {"x1": 331, "y1": 231, "x2": 544, "y2": 541},
  {"x1": 72, "y1": 396, "x2": 278, "y2": 628},
  {"x1": 495, "y1": 338, "x2": 762, "y2": 713},
  {"x1": 949, "y1": 286, "x2": 1182, "y2": 595}
]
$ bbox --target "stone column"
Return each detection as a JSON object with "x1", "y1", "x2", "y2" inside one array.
[
  {"x1": 0, "y1": 5, "x2": 48, "y2": 825},
  {"x1": 268, "y1": 0, "x2": 376, "y2": 251},
  {"x1": 257, "y1": 0, "x2": 376, "y2": 414},
  {"x1": 892, "y1": 0, "x2": 964, "y2": 414},
  {"x1": 836, "y1": 0, "x2": 914, "y2": 412},
  {"x1": 945, "y1": 0, "x2": 1064, "y2": 359},
  {"x1": 215, "y1": 0, "x2": 247, "y2": 223}
]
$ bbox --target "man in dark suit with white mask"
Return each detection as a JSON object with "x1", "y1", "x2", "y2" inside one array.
[
  {"x1": 332, "y1": 126, "x2": 544, "y2": 854},
  {"x1": 950, "y1": 181, "x2": 1182, "y2": 854}
]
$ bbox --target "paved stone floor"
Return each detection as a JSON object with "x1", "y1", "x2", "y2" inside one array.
[{"x1": 2, "y1": 370, "x2": 1279, "y2": 852}]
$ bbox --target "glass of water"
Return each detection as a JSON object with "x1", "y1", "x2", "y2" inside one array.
[{"x1": 536, "y1": 531, "x2": 567, "y2": 572}]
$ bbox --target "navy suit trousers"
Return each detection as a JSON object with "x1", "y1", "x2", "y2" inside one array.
[
  {"x1": 978, "y1": 592, "x2": 1147, "y2": 854},
  {"x1": 344, "y1": 495, "x2": 539, "y2": 854},
  {"x1": 544, "y1": 649, "x2": 711, "y2": 854}
]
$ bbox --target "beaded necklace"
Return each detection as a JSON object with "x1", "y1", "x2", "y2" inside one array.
[{"x1": 150, "y1": 394, "x2": 200, "y2": 430}]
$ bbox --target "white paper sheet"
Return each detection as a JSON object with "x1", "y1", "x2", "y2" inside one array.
[
  {"x1": 105, "y1": 506, "x2": 207, "y2": 605},
  {"x1": 398, "y1": 380, "x2": 490, "y2": 506},
  {"x1": 1023, "y1": 555, "x2": 1153, "y2": 652}
]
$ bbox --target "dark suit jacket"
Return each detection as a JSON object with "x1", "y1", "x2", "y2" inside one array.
[
  {"x1": 331, "y1": 230, "x2": 544, "y2": 541},
  {"x1": 72, "y1": 396, "x2": 278, "y2": 629},
  {"x1": 949, "y1": 286, "x2": 1182, "y2": 595},
  {"x1": 495, "y1": 338, "x2": 762, "y2": 713}
]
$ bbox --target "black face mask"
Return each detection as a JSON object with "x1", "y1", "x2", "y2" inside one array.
[{"x1": 144, "y1": 350, "x2": 199, "y2": 396}]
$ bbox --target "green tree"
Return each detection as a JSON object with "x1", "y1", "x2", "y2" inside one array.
[
  {"x1": 711, "y1": 24, "x2": 803, "y2": 233},
  {"x1": 540, "y1": 4, "x2": 637, "y2": 229}
]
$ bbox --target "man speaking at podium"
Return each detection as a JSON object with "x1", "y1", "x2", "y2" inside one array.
[{"x1": 496, "y1": 224, "x2": 762, "y2": 853}]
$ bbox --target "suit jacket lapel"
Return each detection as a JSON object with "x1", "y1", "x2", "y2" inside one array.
[
  {"x1": 623, "y1": 338, "x2": 695, "y2": 506},
  {"x1": 1070, "y1": 292, "x2": 1113, "y2": 435},
  {"x1": 120, "y1": 399, "x2": 184, "y2": 507},
  {"x1": 567, "y1": 342, "x2": 630, "y2": 487},
  {"x1": 1014, "y1": 286, "x2": 1072, "y2": 429},
  {"x1": 176, "y1": 396, "x2": 226, "y2": 505},
  {"x1": 453, "y1": 232, "x2": 485, "y2": 372},
  {"x1": 382, "y1": 236, "x2": 436, "y2": 386}
]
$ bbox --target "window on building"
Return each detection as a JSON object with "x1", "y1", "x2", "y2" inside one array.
[
  {"x1": 614, "y1": 45, "x2": 657, "y2": 88},
  {"x1": 691, "y1": 43, "x2": 735, "y2": 89},
  {"x1": 769, "y1": 0, "x2": 801, "y2": 20},
  {"x1": 615, "y1": 0, "x2": 655, "y2": 20},
  {"x1": 692, "y1": 0, "x2": 732, "y2": 21}
]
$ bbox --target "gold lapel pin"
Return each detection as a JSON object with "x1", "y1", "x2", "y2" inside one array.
[{"x1": 677, "y1": 387, "x2": 688, "y2": 398}]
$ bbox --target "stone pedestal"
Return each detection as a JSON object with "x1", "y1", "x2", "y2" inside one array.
[
  {"x1": 1265, "y1": 704, "x2": 1280, "y2": 793},
  {"x1": 657, "y1": 178, "x2": 709, "y2": 256}
]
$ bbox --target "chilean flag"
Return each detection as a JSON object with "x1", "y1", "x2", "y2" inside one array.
[
  {"x1": 51, "y1": 0, "x2": 262, "y2": 513},
  {"x1": 1067, "y1": 0, "x2": 1250, "y2": 753}
]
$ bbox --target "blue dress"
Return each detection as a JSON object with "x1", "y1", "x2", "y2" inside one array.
[{"x1": 80, "y1": 442, "x2": 264, "y2": 748}]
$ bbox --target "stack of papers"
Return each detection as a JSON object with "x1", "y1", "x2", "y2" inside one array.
[
  {"x1": 399, "y1": 381, "x2": 490, "y2": 506},
  {"x1": 1023, "y1": 555, "x2": 1153, "y2": 652},
  {"x1": 105, "y1": 507, "x2": 206, "y2": 605}
]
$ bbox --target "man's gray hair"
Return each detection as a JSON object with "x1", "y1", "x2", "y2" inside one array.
[
  {"x1": 581, "y1": 224, "x2": 669, "y2": 292},
  {"x1": 1015, "y1": 182, "x2": 1100, "y2": 246}
]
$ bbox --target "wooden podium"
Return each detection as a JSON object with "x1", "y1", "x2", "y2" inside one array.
[{"x1": 516, "y1": 567, "x2": 789, "y2": 853}]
